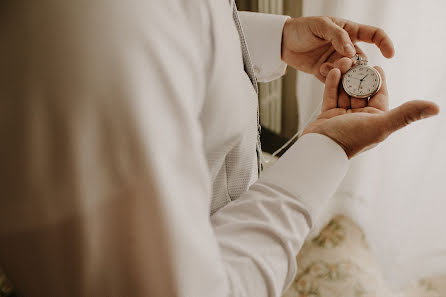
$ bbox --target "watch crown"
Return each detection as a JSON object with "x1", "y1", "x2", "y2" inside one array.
[{"x1": 354, "y1": 54, "x2": 368, "y2": 65}]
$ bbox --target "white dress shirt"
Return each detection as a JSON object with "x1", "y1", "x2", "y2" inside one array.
[{"x1": 0, "y1": 0, "x2": 349, "y2": 296}]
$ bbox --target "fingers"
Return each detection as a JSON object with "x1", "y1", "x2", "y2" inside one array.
[
  {"x1": 320, "y1": 45, "x2": 365, "y2": 79},
  {"x1": 338, "y1": 87, "x2": 350, "y2": 109},
  {"x1": 317, "y1": 17, "x2": 395, "y2": 59},
  {"x1": 320, "y1": 57, "x2": 352, "y2": 77},
  {"x1": 322, "y1": 68, "x2": 341, "y2": 112},
  {"x1": 317, "y1": 18, "x2": 355, "y2": 57},
  {"x1": 351, "y1": 97, "x2": 368, "y2": 109},
  {"x1": 368, "y1": 66, "x2": 389, "y2": 111},
  {"x1": 381, "y1": 100, "x2": 439, "y2": 133},
  {"x1": 344, "y1": 21, "x2": 395, "y2": 58}
]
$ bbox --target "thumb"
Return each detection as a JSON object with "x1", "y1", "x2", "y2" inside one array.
[{"x1": 381, "y1": 100, "x2": 439, "y2": 134}]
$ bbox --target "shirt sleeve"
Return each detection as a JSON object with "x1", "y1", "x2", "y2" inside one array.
[
  {"x1": 211, "y1": 133, "x2": 349, "y2": 296},
  {"x1": 0, "y1": 1, "x2": 348, "y2": 297},
  {"x1": 238, "y1": 12, "x2": 290, "y2": 82}
]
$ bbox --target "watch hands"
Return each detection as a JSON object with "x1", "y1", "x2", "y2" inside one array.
[
  {"x1": 360, "y1": 74, "x2": 369, "y2": 81},
  {"x1": 351, "y1": 74, "x2": 368, "y2": 81},
  {"x1": 358, "y1": 74, "x2": 368, "y2": 91}
]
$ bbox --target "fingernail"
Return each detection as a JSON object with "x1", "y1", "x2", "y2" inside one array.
[{"x1": 344, "y1": 44, "x2": 355, "y2": 56}]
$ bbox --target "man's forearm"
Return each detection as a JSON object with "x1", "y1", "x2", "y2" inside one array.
[{"x1": 212, "y1": 133, "x2": 349, "y2": 297}]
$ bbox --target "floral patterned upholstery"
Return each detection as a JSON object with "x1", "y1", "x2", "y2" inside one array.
[
  {"x1": 283, "y1": 216, "x2": 446, "y2": 297},
  {"x1": 1, "y1": 216, "x2": 445, "y2": 296}
]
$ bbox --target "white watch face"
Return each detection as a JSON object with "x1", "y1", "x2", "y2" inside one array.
[{"x1": 342, "y1": 65, "x2": 381, "y2": 98}]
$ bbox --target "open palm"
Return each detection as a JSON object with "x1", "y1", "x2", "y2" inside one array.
[{"x1": 303, "y1": 67, "x2": 439, "y2": 158}]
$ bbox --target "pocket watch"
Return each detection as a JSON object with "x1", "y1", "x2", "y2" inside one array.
[{"x1": 342, "y1": 55, "x2": 382, "y2": 99}]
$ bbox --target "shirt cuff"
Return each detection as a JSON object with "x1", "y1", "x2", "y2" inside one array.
[
  {"x1": 238, "y1": 12, "x2": 290, "y2": 83},
  {"x1": 259, "y1": 133, "x2": 349, "y2": 222}
]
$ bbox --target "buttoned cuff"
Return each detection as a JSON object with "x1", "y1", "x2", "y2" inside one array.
[
  {"x1": 238, "y1": 12, "x2": 290, "y2": 82},
  {"x1": 259, "y1": 133, "x2": 349, "y2": 221}
]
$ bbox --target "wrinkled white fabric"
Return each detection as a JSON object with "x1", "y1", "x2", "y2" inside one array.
[
  {"x1": 0, "y1": 1, "x2": 349, "y2": 296},
  {"x1": 238, "y1": 12, "x2": 290, "y2": 82}
]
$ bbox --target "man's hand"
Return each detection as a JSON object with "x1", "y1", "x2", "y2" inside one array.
[
  {"x1": 281, "y1": 16, "x2": 395, "y2": 82},
  {"x1": 303, "y1": 67, "x2": 439, "y2": 159}
]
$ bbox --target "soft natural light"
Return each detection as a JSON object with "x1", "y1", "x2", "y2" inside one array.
[{"x1": 298, "y1": 0, "x2": 446, "y2": 290}]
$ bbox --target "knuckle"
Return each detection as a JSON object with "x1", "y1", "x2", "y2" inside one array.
[
  {"x1": 335, "y1": 28, "x2": 348, "y2": 39},
  {"x1": 377, "y1": 28, "x2": 386, "y2": 36},
  {"x1": 394, "y1": 112, "x2": 416, "y2": 128},
  {"x1": 318, "y1": 16, "x2": 332, "y2": 25},
  {"x1": 373, "y1": 28, "x2": 385, "y2": 42},
  {"x1": 404, "y1": 112, "x2": 419, "y2": 125},
  {"x1": 311, "y1": 17, "x2": 330, "y2": 35}
]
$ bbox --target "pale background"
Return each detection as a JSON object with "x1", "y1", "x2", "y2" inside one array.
[
  {"x1": 298, "y1": 0, "x2": 446, "y2": 290},
  {"x1": 238, "y1": 0, "x2": 446, "y2": 290}
]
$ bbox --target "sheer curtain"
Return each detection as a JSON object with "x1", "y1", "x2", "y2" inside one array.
[{"x1": 298, "y1": 0, "x2": 446, "y2": 290}]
